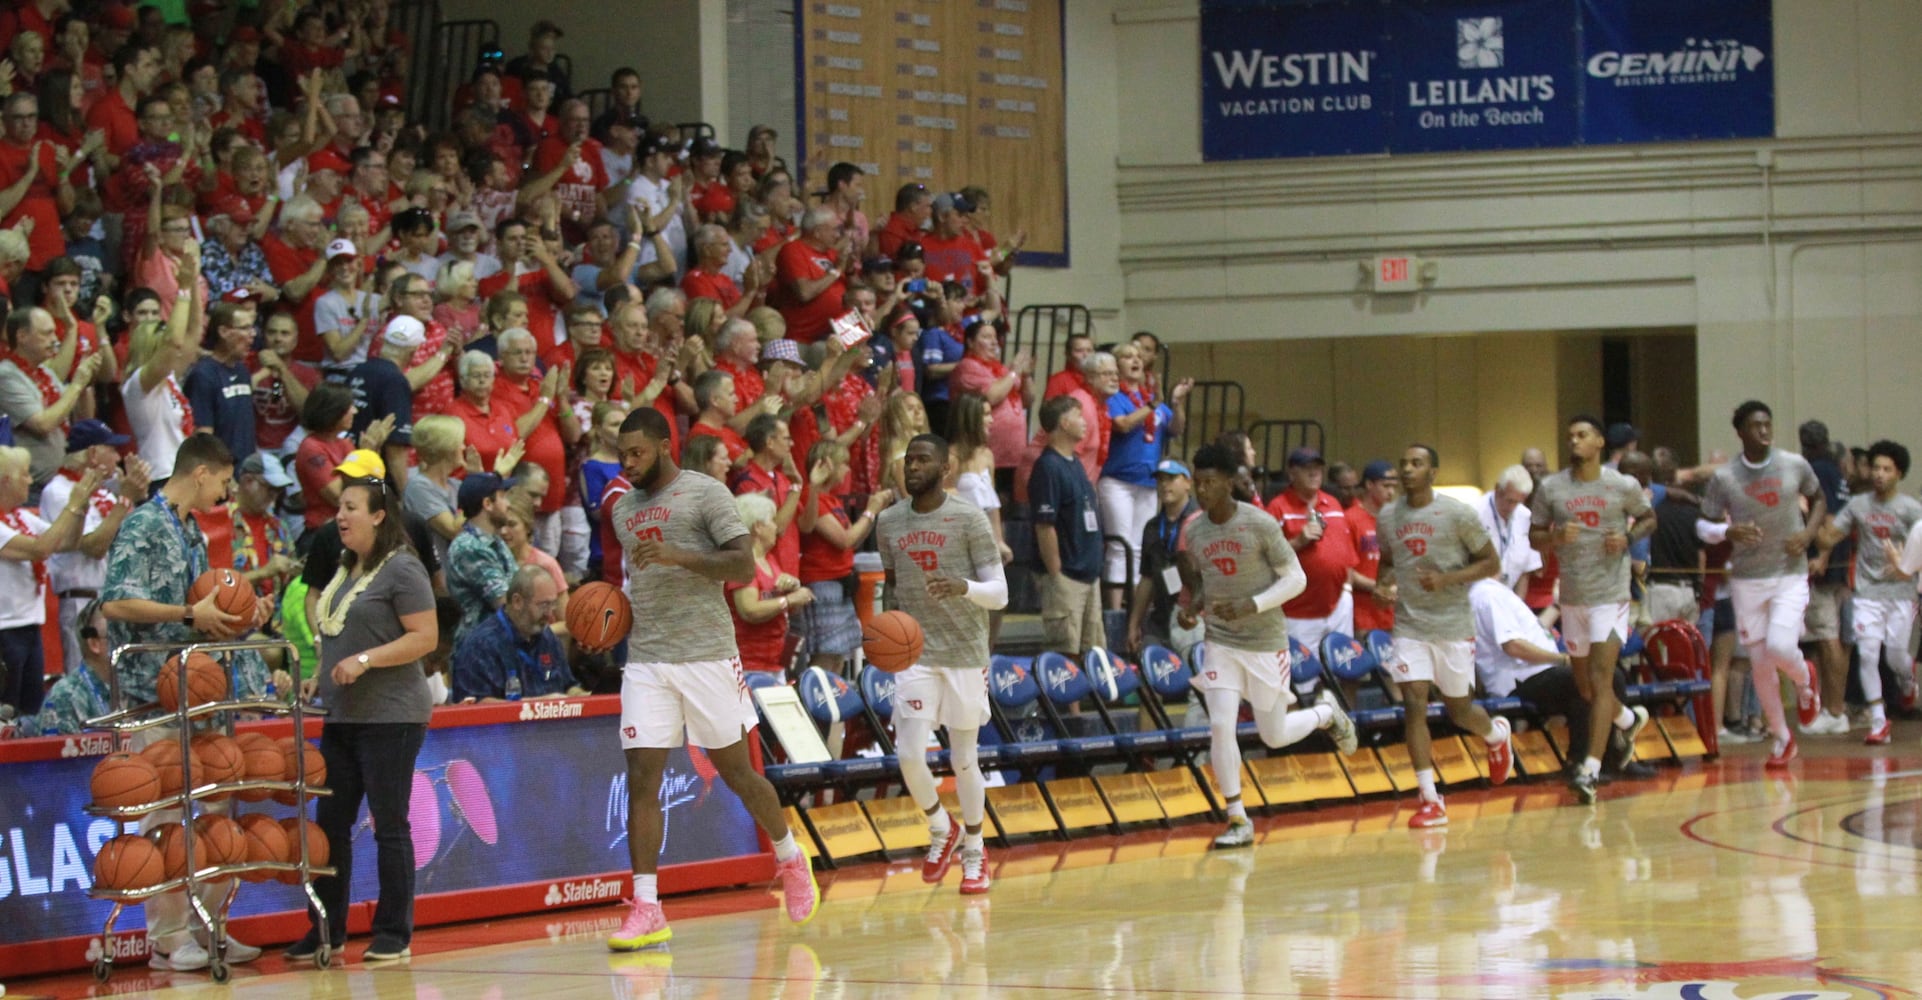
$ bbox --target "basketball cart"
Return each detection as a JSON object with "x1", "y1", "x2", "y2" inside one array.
[{"x1": 82, "y1": 639, "x2": 335, "y2": 983}]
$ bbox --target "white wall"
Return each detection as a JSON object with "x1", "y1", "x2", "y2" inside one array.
[{"x1": 1103, "y1": 0, "x2": 1922, "y2": 468}]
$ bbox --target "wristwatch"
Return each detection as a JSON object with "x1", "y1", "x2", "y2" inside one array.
[
  {"x1": 181, "y1": 607, "x2": 195, "y2": 627},
  {"x1": 356, "y1": 653, "x2": 371, "y2": 671}
]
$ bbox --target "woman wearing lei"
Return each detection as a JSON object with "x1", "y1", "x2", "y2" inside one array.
[{"x1": 289, "y1": 477, "x2": 438, "y2": 965}]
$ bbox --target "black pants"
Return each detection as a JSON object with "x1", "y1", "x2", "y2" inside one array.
[
  {"x1": 309, "y1": 722, "x2": 427, "y2": 946},
  {"x1": 1513, "y1": 664, "x2": 1630, "y2": 766},
  {"x1": 0, "y1": 621, "x2": 46, "y2": 717}
]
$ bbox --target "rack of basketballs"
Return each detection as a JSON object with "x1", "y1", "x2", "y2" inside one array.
[{"x1": 83, "y1": 627, "x2": 335, "y2": 983}]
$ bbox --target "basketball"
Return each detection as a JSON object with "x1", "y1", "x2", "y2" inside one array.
[
  {"x1": 277, "y1": 818, "x2": 329, "y2": 883},
  {"x1": 236, "y1": 733, "x2": 282, "y2": 802},
  {"x1": 190, "y1": 734, "x2": 245, "y2": 799},
  {"x1": 189, "y1": 567, "x2": 258, "y2": 626},
  {"x1": 862, "y1": 610, "x2": 924, "y2": 673},
  {"x1": 156, "y1": 651, "x2": 228, "y2": 712},
  {"x1": 566, "y1": 582, "x2": 632, "y2": 653},
  {"x1": 139, "y1": 740, "x2": 189, "y2": 798},
  {"x1": 273, "y1": 737, "x2": 326, "y2": 805},
  {"x1": 194, "y1": 815, "x2": 247, "y2": 867},
  {"x1": 237, "y1": 814, "x2": 290, "y2": 883},
  {"x1": 90, "y1": 753, "x2": 161, "y2": 811},
  {"x1": 153, "y1": 822, "x2": 207, "y2": 882},
  {"x1": 94, "y1": 833, "x2": 165, "y2": 892}
]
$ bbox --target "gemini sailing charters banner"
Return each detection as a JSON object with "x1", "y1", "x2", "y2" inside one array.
[{"x1": 1200, "y1": 0, "x2": 1773, "y2": 161}]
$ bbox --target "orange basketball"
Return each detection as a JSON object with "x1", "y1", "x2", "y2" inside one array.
[
  {"x1": 193, "y1": 815, "x2": 247, "y2": 867},
  {"x1": 273, "y1": 737, "x2": 326, "y2": 805},
  {"x1": 190, "y1": 734, "x2": 245, "y2": 799},
  {"x1": 90, "y1": 752, "x2": 161, "y2": 811},
  {"x1": 861, "y1": 610, "x2": 924, "y2": 673},
  {"x1": 236, "y1": 733, "x2": 283, "y2": 802},
  {"x1": 153, "y1": 822, "x2": 207, "y2": 882},
  {"x1": 566, "y1": 582, "x2": 632, "y2": 653},
  {"x1": 277, "y1": 818, "x2": 328, "y2": 883},
  {"x1": 188, "y1": 567, "x2": 258, "y2": 626},
  {"x1": 94, "y1": 833, "x2": 165, "y2": 892},
  {"x1": 237, "y1": 814, "x2": 290, "y2": 883},
  {"x1": 156, "y1": 651, "x2": 228, "y2": 712},
  {"x1": 139, "y1": 740, "x2": 189, "y2": 798}
]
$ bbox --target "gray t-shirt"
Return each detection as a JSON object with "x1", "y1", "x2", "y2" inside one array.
[
  {"x1": 1701, "y1": 449, "x2": 1821, "y2": 580},
  {"x1": 613, "y1": 470, "x2": 750, "y2": 663},
  {"x1": 1529, "y1": 468, "x2": 1651, "y2": 606},
  {"x1": 876, "y1": 493, "x2": 1001, "y2": 669},
  {"x1": 402, "y1": 473, "x2": 459, "y2": 571},
  {"x1": 314, "y1": 550, "x2": 437, "y2": 724},
  {"x1": 1832, "y1": 492, "x2": 1922, "y2": 600},
  {"x1": 1379, "y1": 493, "x2": 1490, "y2": 642},
  {"x1": 0, "y1": 358, "x2": 63, "y2": 485},
  {"x1": 1180, "y1": 501, "x2": 1298, "y2": 653}
]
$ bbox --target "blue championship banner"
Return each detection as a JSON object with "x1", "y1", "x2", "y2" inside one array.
[
  {"x1": 1578, "y1": 0, "x2": 1773, "y2": 144},
  {"x1": 1200, "y1": 0, "x2": 1774, "y2": 161}
]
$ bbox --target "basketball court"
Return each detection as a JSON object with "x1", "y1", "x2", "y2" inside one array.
[{"x1": 10, "y1": 739, "x2": 1922, "y2": 999}]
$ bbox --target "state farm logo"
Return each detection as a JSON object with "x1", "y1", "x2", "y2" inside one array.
[
  {"x1": 1587, "y1": 38, "x2": 1766, "y2": 85},
  {"x1": 62, "y1": 734, "x2": 117, "y2": 757},
  {"x1": 544, "y1": 877, "x2": 625, "y2": 907},
  {"x1": 86, "y1": 932, "x2": 153, "y2": 962},
  {"x1": 1458, "y1": 18, "x2": 1503, "y2": 69},
  {"x1": 520, "y1": 700, "x2": 585, "y2": 722}
]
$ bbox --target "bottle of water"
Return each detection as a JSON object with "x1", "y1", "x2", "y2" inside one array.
[{"x1": 505, "y1": 671, "x2": 522, "y2": 701}]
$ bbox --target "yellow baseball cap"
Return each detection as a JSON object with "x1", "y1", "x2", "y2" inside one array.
[{"x1": 336, "y1": 449, "x2": 387, "y2": 480}]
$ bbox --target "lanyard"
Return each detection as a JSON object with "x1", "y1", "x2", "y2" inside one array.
[
  {"x1": 1487, "y1": 496, "x2": 1513, "y2": 558},
  {"x1": 156, "y1": 498, "x2": 207, "y2": 580}
]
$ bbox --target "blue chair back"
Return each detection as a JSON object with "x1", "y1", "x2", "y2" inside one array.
[
  {"x1": 1109, "y1": 655, "x2": 1142, "y2": 700},
  {"x1": 797, "y1": 665, "x2": 864, "y2": 725},
  {"x1": 1140, "y1": 644, "x2": 1190, "y2": 699},
  {"x1": 859, "y1": 664, "x2": 896, "y2": 721},
  {"x1": 1084, "y1": 648, "x2": 1123, "y2": 703},
  {"x1": 1289, "y1": 636, "x2": 1322, "y2": 686},
  {"x1": 1365, "y1": 630, "x2": 1396, "y2": 672},
  {"x1": 1036, "y1": 651, "x2": 1093, "y2": 707},
  {"x1": 988, "y1": 655, "x2": 1041, "y2": 710},
  {"x1": 1321, "y1": 632, "x2": 1374, "y2": 681}
]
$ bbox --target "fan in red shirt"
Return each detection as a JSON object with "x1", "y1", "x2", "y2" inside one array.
[
  {"x1": 685, "y1": 137, "x2": 732, "y2": 223},
  {"x1": 261, "y1": 197, "x2": 332, "y2": 362},
  {"x1": 727, "y1": 491, "x2": 800, "y2": 674},
  {"x1": 603, "y1": 298, "x2": 683, "y2": 456},
  {"x1": 0, "y1": 97, "x2": 66, "y2": 271},
  {"x1": 84, "y1": 43, "x2": 154, "y2": 158},
  {"x1": 446, "y1": 352, "x2": 521, "y2": 473},
  {"x1": 917, "y1": 192, "x2": 991, "y2": 298},
  {"x1": 489, "y1": 329, "x2": 572, "y2": 515},
  {"x1": 345, "y1": 146, "x2": 399, "y2": 235},
  {"x1": 526, "y1": 100, "x2": 611, "y2": 245},
  {"x1": 734, "y1": 413, "x2": 804, "y2": 575},
  {"x1": 1266, "y1": 449, "x2": 1362, "y2": 650},
  {"x1": 273, "y1": 10, "x2": 350, "y2": 78},
  {"x1": 251, "y1": 313, "x2": 319, "y2": 453},
  {"x1": 477, "y1": 217, "x2": 576, "y2": 354},
  {"x1": 683, "y1": 368, "x2": 749, "y2": 469},
  {"x1": 768, "y1": 207, "x2": 849, "y2": 344},
  {"x1": 1350, "y1": 460, "x2": 1397, "y2": 634},
  {"x1": 709, "y1": 318, "x2": 766, "y2": 410},
  {"x1": 207, "y1": 68, "x2": 266, "y2": 146},
  {"x1": 681, "y1": 223, "x2": 764, "y2": 315},
  {"x1": 871, "y1": 182, "x2": 931, "y2": 258},
  {"x1": 1043, "y1": 331, "x2": 1096, "y2": 401}
]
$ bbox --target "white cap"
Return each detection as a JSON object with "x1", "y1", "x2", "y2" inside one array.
[
  {"x1": 384, "y1": 315, "x2": 426, "y2": 350},
  {"x1": 326, "y1": 238, "x2": 358, "y2": 260}
]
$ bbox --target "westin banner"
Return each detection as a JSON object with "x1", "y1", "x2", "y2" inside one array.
[{"x1": 1201, "y1": 0, "x2": 1774, "y2": 161}]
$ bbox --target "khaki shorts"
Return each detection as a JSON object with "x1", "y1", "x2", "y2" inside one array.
[
  {"x1": 1041, "y1": 573, "x2": 1104, "y2": 657},
  {"x1": 1804, "y1": 582, "x2": 1848, "y2": 642}
]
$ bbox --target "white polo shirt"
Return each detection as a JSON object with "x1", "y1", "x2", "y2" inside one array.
[{"x1": 1471, "y1": 578, "x2": 1557, "y2": 697}]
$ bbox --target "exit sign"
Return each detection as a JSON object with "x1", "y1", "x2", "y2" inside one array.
[{"x1": 1373, "y1": 255, "x2": 1420, "y2": 293}]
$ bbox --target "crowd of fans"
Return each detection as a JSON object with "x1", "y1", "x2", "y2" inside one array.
[{"x1": 0, "y1": 4, "x2": 1914, "y2": 779}]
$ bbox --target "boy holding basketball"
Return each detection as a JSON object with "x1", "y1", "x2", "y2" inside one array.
[
  {"x1": 606, "y1": 406, "x2": 819, "y2": 951},
  {"x1": 875, "y1": 433, "x2": 1008, "y2": 895},
  {"x1": 101, "y1": 434, "x2": 280, "y2": 971}
]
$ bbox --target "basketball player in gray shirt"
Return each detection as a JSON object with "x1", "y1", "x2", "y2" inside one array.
[
  {"x1": 1175, "y1": 444, "x2": 1356, "y2": 849},
  {"x1": 1374, "y1": 444, "x2": 1512, "y2": 829},
  {"x1": 1818, "y1": 439, "x2": 1922, "y2": 743},
  {"x1": 1529, "y1": 414, "x2": 1655, "y2": 804},
  {"x1": 876, "y1": 433, "x2": 1008, "y2": 894},
  {"x1": 1695, "y1": 400, "x2": 1824, "y2": 767},
  {"x1": 604, "y1": 406, "x2": 819, "y2": 952}
]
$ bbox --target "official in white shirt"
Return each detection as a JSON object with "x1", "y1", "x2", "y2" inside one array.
[{"x1": 1478, "y1": 465, "x2": 1543, "y2": 593}]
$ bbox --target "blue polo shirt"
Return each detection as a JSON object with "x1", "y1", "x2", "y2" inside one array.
[{"x1": 450, "y1": 609, "x2": 573, "y2": 701}]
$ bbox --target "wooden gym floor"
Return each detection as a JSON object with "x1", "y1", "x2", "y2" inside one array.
[{"x1": 12, "y1": 729, "x2": 1922, "y2": 999}]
